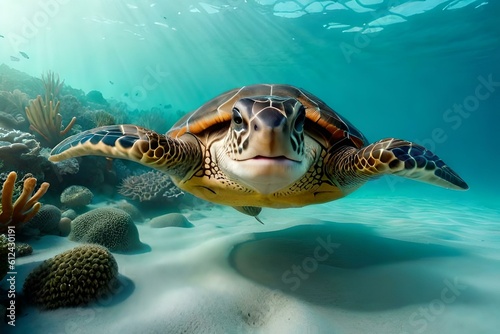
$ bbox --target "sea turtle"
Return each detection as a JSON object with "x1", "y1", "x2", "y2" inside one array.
[{"x1": 49, "y1": 84, "x2": 468, "y2": 220}]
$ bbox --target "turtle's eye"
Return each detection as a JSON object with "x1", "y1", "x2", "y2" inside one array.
[
  {"x1": 232, "y1": 108, "x2": 243, "y2": 125},
  {"x1": 294, "y1": 106, "x2": 305, "y2": 132}
]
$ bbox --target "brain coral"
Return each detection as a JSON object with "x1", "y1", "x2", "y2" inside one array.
[
  {"x1": 69, "y1": 208, "x2": 142, "y2": 252},
  {"x1": 23, "y1": 204, "x2": 61, "y2": 235},
  {"x1": 23, "y1": 244, "x2": 118, "y2": 309},
  {"x1": 60, "y1": 185, "x2": 93, "y2": 208},
  {"x1": 118, "y1": 170, "x2": 183, "y2": 202}
]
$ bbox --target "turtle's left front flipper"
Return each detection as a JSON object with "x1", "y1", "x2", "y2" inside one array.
[
  {"x1": 329, "y1": 138, "x2": 468, "y2": 191},
  {"x1": 49, "y1": 125, "x2": 201, "y2": 178}
]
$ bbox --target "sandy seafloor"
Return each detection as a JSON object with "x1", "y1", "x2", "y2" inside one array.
[{"x1": 2, "y1": 185, "x2": 499, "y2": 334}]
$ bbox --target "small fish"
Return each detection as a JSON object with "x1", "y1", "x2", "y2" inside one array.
[
  {"x1": 19, "y1": 51, "x2": 29, "y2": 59},
  {"x1": 109, "y1": 80, "x2": 114, "y2": 85},
  {"x1": 10, "y1": 56, "x2": 20, "y2": 62},
  {"x1": 0, "y1": 34, "x2": 4, "y2": 38},
  {"x1": 164, "y1": 104, "x2": 172, "y2": 109},
  {"x1": 124, "y1": 93, "x2": 129, "y2": 97}
]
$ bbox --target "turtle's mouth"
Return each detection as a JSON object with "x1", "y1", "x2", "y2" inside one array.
[
  {"x1": 225, "y1": 154, "x2": 306, "y2": 194},
  {"x1": 211, "y1": 140, "x2": 312, "y2": 194},
  {"x1": 245, "y1": 155, "x2": 301, "y2": 163}
]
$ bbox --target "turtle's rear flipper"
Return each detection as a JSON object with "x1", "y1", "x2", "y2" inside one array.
[
  {"x1": 352, "y1": 138, "x2": 468, "y2": 190},
  {"x1": 326, "y1": 137, "x2": 469, "y2": 191},
  {"x1": 233, "y1": 206, "x2": 264, "y2": 224}
]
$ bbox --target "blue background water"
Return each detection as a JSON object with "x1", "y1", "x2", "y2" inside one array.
[{"x1": 0, "y1": 0, "x2": 498, "y2": 201}]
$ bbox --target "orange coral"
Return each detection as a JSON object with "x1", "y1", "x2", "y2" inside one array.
[{"x1": 0, "y1": 171, "x2": 50, "y2": 234}]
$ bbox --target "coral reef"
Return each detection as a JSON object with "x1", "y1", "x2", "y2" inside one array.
[
  {"x1": 0, "y1": 128, "x2": 42, "y2": 161},
  {"x1": 0, "y1": 129, "x2": 51, "y2": 183},
  {"x1": 61, "y1": 209, "x2": 77, "y2": 220},
  {"x1": 58, "y1": 217, "x2": 72, "y2": 237},
  {"x1": 41, "y1": 71, "x2": 63, "y2": 103},
  {"x1": 72, "y1": 156, "x2": 112, "y2": 189},
  {"x1": 47, "y1": 154, "x2": 80, "y2": 179},
  {"x1": 0, "y1": 89, "x2": 29, "y2": 114},
  {"x1": 25, "y1": 71, "x2": 76, "y2": 147},
  {"x1": 0, "y1": 236, "x2": 28, "y2": 293},
  {"x1": 60, "y1": 185, "x2": 93, "y2": 209},
  {"x1": 69, "y1": 208, "x2": 142, "y2": 252},
  {"x1": 0, "y1": 111, "x2": 27, "y2": 130},
  {"x1": 118, "y1": 170, "x2": 184, "y2": 203},
  {"x1": 0, "y1": 89, "x2": 30, "y2": 130},
  {"x1": 0, "y1": 64, "x2": 43, "y2": 98},
  {"x1": 149, "y1": 213, "x2": 193, "y2": 228},
  {"x1": 91, "y1": 110, "x2": 115, "y2": 127},
  {"x1": 129, "y1": 106, "x2": 180, "y2": 134},
  {"x1": 25, "y1": 95, "x2": 76, "y2": 147},
  {"x1": 0, "y1": 171, "x2": 49, "y2": 234},
  {"x1": 22, "y1": 244, "x2": 118, "y2": 309},
  {"x1": 86, "y1": 90, "x2": 108, "y2": 106},
  {"x1": 23, "y1": 204, "x2": 61, "y2": 236},
  {"x1": 111, "y1": 200, "x2": 143, "y2": 222},
  {"x1": 58, "y1": 94, "x2": 88, "y2": 127}
]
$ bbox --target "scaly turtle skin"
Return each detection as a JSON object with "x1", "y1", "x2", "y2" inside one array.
[{"x1": 49, "y1": 84, "x2": 468, "y2": 218}]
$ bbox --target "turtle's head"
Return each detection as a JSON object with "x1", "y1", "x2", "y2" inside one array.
[{"x1": 213, "y1": 96, "x2": 317, "y2": 194}]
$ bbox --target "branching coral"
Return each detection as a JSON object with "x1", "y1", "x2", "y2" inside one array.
[
  {"x1": 24, "y1": 71, "x2": 76, "y2": 147},
  {"x1": 41, "y1": 71, "x2": 63, "y2": 103},
  {"x1": 0, "y1": 171, "x2": 50, "y2": 234},
  {"x1": 25, "y1": 95, "x2": 76, "y2": 147}
]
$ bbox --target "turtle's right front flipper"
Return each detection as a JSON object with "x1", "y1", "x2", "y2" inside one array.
[
  {"x1": 49, "y1": 125, "x2": 202, "y2": 178},
  {"x1": 328, "y1": 138, "x2": 468, "y2": 191}
]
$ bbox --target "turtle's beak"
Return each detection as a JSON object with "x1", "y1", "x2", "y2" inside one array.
[{"x1": 241, "y1": 106, "x2": 304, "y2": 162}]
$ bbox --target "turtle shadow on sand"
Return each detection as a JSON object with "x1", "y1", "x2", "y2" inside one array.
[{"x1": 228, "y1": 220, "x2": 479, "y2": 311}]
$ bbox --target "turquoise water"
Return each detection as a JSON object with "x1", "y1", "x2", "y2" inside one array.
[{"x1": 0, "y1": 1, "x2": 499, "y2": 333}]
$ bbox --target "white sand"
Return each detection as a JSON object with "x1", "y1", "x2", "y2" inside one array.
[{"x1": 2, "y1": 194, "x2": 500, "y2": 334}]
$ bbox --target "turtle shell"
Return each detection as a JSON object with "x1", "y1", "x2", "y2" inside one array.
[{"x1": 167, "y1": 84, "x2": 368, "y2": 150}]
